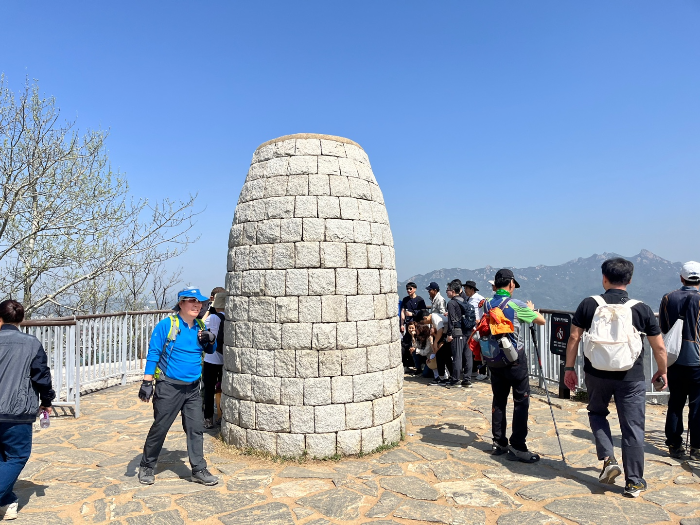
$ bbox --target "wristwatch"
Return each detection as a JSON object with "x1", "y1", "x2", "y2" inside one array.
[{"x1": 564, "y1": 366, "x2": 575, "y2": 372}]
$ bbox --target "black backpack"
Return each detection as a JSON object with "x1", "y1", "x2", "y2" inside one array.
[{"x1": 456, "y1": 298, "x2": 476, "y2": 333}]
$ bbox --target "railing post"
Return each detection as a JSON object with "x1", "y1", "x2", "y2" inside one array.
[
  {"x1": 121, "y1": 313, "x2": 128, "y2": 386},
  {"x1": 74, "y1": 322, "x2": 81, "y2": 418}
]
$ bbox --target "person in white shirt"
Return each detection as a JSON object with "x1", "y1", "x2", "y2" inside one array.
[
  {"x1": 202, "y1": 292, "x2": 226, "y2": 429},
  {"x1": 426, "y1": 282, "x2": 447, "y2": 316},
  {"x1": 464, "y1": 280, "x2": 484, "y2": 318}
]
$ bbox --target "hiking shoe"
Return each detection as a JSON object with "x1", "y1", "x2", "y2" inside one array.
[
  {"x1": 428, "y1": 377, "x2": 446, "y2": 386},
  {"x1": 598, "y1": 457, "x2": 622, "y2": 484},
  {"x1": 492, "y1": 442, "x2": 508, "y2": 456},
  {"x1": 444, "y1": 380, "x2": 462, "y2": 388},
  {"x1": 690, "y1": 448, "x2": 700, "y2": 461},
  {"x1": 192, "y1": 468, "x2": 218, "y2": 486},
  {"x1": 461, "y1": 380, "x2": 473, "y2": 388},
  {"x1": 138, "y1": 466, "x2": 155, "y2": 485},
  {"x1": 0, "y1": 501, "x2": 18, "y2": 520},
  {"x1": 476, "y1": 373, "x2": 488, "y2": 381},
  {"x1": 624, "y1": 479, "x2": 647, "y2": 498},
  {"x1": 507, "y1": 446, "x2": 540, "y2": 463},
  {"x1": 669, "y1": 445, "x2": 685, "y2": 459},
  {"x1": 204, "y1": 418, "x2": 215, "y2": 429}
]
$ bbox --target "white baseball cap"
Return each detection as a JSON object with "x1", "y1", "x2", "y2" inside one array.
[{"x1": 681, "y1": 261, "x2": 700, "y2": 282}]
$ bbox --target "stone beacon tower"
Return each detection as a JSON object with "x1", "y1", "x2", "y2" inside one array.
[{"x1": 221, "y1": 134, "x2": 404, "y2": 458}]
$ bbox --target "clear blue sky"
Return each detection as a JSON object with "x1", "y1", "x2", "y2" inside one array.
[{"x1": 3, "y1": 1, "x2": 699, "y2": 294}]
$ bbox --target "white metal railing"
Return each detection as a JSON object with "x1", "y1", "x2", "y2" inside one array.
[
  {"x1": 521, "y1": 309, "x2": 667, "y2": 398},
  {"x1": 22, "y1": 310, "x2": 170, "y2": 417}
]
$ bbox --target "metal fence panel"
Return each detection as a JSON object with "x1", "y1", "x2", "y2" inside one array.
[{"x1": 22, "y1": 310, "x2": 170, "y2": 418}]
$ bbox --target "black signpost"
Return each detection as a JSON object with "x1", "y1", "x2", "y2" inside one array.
[{"x1": 549, "y1": 313, "x2": 572, "y2": 399}]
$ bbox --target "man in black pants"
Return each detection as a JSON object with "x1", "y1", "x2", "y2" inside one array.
[
  {"x1": 138, "y1": 288, "x2": 219, "y2": 486},
  {"x1": 400, "y1": 282, "x2": 427, "y2": 335},
  {"x1": 445, "y1": 281, "x2": 475, "y2": 388},
  {"x1": 485, "y1": 269, "x2": 545, "y2": 462},
  {"x1": 659, "y1": 261, "x2": 700, "y2": 459},
  {"x1": 202, "y1": 292, "x2": 226, "y2": 429}
]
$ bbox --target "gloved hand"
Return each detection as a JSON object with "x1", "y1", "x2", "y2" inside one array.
[
  {"x1": 198, "y1": 330, "x2": 215, "y2": 346},
  {"x1": 138, "y1": 380, "x2": 154, "y2": 402},
  {"x1": 198, "y1": 330, "x2": 216, "y2": 354}
]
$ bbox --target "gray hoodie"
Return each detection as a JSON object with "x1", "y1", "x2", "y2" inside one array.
[{"x1": 0, "y1": 325, "x2": 55, "y2": 423}]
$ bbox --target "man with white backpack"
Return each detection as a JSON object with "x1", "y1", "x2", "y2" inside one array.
[
  {"x1": 659, "y1": 261, "x2": 700, "y2": 460},
  {"x1": 564, "y1": 258, "x2": 667, "y2": 498}
]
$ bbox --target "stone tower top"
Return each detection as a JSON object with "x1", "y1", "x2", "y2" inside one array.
[{"x1": 256, "y1": 133, "x2": 364, "y2": 151}]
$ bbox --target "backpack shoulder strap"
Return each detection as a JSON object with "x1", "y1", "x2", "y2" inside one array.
[
  {"x1": 166, "y1": 315, "x2": 179, "y2": 343},
  {"x1": 591, "y1": 295, "x2": 606, "y2": 307},
  {"x1": 195, "y1": 318, "x2": 205, "y2": 330},
  {"x1": 624, "y1": 299, "x2": 641, "y2": 309}
]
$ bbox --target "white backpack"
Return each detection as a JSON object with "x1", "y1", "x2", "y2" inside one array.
[
  {"x1": 662, "y1": 293, "x2": 698, "y2": 366},
  {"x1": 582, "y1": 295, "x2": 644, "y2": 371}
]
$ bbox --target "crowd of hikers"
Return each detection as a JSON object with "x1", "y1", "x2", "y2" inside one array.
[
  {"x1": 1, "y1": 257, "x2": 700, "y2": 518},
  {"x1": 400, "y1": 258, "x2": 700, "y2": 498}
]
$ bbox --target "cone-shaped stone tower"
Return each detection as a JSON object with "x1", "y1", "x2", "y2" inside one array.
[{"x1": 221, "y1": 134, "x2": 404, "y2": 458}]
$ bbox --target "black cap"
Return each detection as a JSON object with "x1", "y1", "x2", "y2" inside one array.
[
  {"x1": 464, "y1": 280, "x2": 479, "y2": 292},
  {"x1": 406, "y1": 282, "x2": 417, "y2": 289},
  {"x1": 426, "y1": 281, "x2": 440, "y2": 291},
  {"x1": 495, "y1": 269, "x2": 520, "y2": 288}
]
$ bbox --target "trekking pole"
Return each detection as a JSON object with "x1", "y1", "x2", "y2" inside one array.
[{"x1": 529, "y1": 324, "x2": 567, "y2": 465}]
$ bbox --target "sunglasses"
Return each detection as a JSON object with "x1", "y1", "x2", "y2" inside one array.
[{"x1": 180, "y1": 298, "x2": 202, "y2": 305}]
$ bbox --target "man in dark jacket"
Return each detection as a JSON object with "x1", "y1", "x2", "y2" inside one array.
[
  {"x1": 0, "y1": 300, "x2": 55, "y2": 520},
  {"x1": 659, "y1": 261, "x2": 700, "y2": 459},
  {"x1": 445, "y1": 281, "x2": 475, "y2": 388}
]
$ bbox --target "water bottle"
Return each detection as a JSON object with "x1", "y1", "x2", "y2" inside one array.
[
  {"x1": 39, "y1": 409, "x2": 50, "y2": 429},
  {"x1": 498, "y1": 336, "x2": 519, "y2": 363}
]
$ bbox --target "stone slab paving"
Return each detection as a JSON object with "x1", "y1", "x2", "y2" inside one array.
[{"x1": 13, "y1": 378, "x2": 698, "y2": 524}]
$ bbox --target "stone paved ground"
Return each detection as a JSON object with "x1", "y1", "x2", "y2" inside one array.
[{"x1": 13, "y1": 375, "x2": 700, "y2": 524}]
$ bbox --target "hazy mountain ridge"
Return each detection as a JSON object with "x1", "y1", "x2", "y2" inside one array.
[{"x1": 398, "y1": 250, "x2": 682, "y2": 312}]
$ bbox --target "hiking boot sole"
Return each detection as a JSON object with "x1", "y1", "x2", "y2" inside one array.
[{"x1": 599, "y1": 464, "x2": 622, "y2": 484}]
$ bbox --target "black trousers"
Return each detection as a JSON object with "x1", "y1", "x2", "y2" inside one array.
[
  {"x1": 665, "y1": 364, "x2": 700, "y2": 449},
  {"x1": 436, "y1": 341, "x2": 453, "y2": 378},
  {"x1": 489, "y1": 358, "x2": 530, "y2": 451},
  {"x1": 141, "y1": 377, "x2": 207, "y2": 472},
  {"x1": 451, "y1": 335, "x2": 472, "y2": 381},
  {"x1": 401, "y1": 344, "x2": 414, "y2": 368},
  {"x1": 202, "y1": 361, "x2": 223, "y2": 419}
]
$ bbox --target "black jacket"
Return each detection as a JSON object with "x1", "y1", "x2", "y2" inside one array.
[
  {"x1": 0, "y1": 325, "x2": 55, "y2": 422},
  {"x1": 446, "y1": 297, "x2": 465, "y2": 338}
]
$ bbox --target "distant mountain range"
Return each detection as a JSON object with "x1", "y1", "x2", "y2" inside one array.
[{"x1": 398, "y1": 250, "x2": 683, "y2": 312}]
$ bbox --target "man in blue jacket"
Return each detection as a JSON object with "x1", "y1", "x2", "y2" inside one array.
[
  {"x1": 138, "y1": 288, "x2": 219, "y2": 486},
  {"x1": 660, "y1": 261, "x2": 700, "y2": 459},
  {"x1": 0, "y1": 300, "x2": 55, "y2": 521}
]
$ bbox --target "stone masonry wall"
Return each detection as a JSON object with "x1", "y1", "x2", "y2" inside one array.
[{"x1": 221, "y1": 134, "x2": 405, "y2": 458}]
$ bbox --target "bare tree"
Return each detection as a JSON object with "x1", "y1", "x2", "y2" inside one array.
[
  {"x1": 0, "y1": 76, "x2": 198, "y2": 316},
  {"x1": 151, "y1": 264, "x2": 183, "y2": 310}
]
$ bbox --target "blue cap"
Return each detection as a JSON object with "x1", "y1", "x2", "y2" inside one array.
[
  {"x1": 426, "y1": 282, "x2": 440, "y2": 291},
  {"x1": 177, "y1": 287, "x2": 208, "y2": 302}
]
